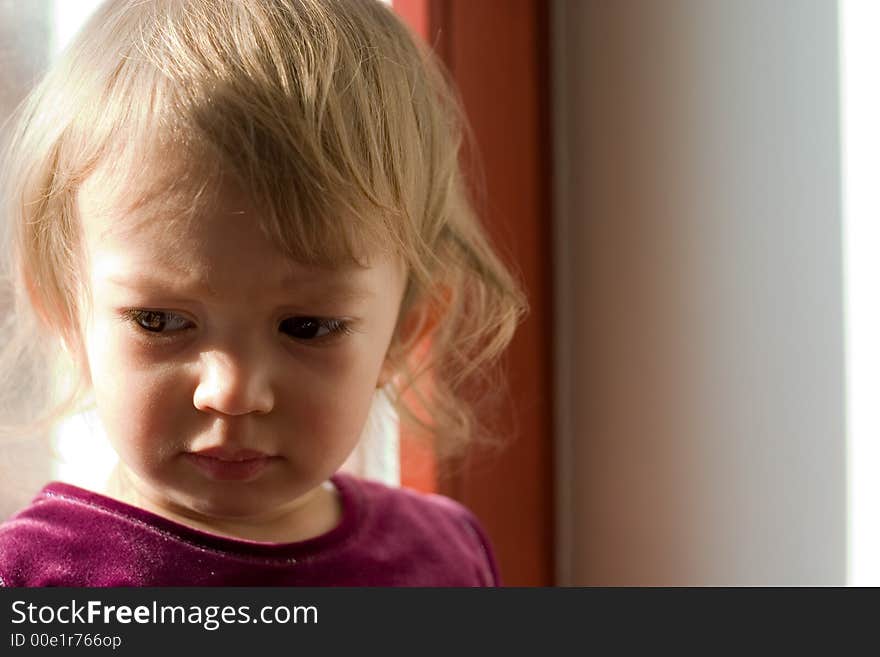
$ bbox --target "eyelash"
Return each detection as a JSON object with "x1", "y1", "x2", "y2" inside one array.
[{"x1": 120, "y1": 309, "x2": 353, "y2": 343}]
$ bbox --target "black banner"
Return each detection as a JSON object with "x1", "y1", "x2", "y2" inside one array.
[{"x1": 0, "y1": 587, "x2": 863, "y2": 653}]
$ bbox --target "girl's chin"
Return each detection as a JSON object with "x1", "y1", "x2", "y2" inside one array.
[{"x1": 106, "y1": 464, "x2": 338, "y2": 542}]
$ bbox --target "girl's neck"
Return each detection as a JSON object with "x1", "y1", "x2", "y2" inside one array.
[{"x1": 102, "y1": 463, "x2": 342, "y2": 544}]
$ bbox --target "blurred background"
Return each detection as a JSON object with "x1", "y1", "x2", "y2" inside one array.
[{"x1": 1, "y1": 0, "x2": 876, "y2": 586}]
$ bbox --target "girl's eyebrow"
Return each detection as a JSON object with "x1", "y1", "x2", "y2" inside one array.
[{"x1": 103, "y1": 272, "x2": 373, "y2": 303}]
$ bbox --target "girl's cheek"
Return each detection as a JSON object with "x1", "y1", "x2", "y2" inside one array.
[
  {"x1": 114, "y1": 332, "x2": 195, "y2": 371},
  {"x1": 95, "y1": 334, "x2": 186, "y2": 401}
]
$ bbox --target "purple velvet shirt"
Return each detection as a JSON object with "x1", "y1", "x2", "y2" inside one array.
[{"x1": 0, "y1": 473, "x2": 500, "y2": 586}]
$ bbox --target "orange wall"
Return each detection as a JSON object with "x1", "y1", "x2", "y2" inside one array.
[{"x1": 393, "y1": 0, "x2": 555, "y2": 586}]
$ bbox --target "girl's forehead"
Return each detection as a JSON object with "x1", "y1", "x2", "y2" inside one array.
[
  {"x1": 77, "y1": 135, "x2": 404, "y2": 271},
  {"x1": 77, "y1": 167, "x2": 403, "y2": 294},
  {"x1": 80, "y1": 175, "x2": 280, "y2": 267},
  {"x1": 78, "y1": 153, "x2": 223, "y2": 239}
]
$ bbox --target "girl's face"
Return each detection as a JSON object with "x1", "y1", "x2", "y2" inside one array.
[{"x1": 75, "y1": 172, "x2": 406, "y2": 540}]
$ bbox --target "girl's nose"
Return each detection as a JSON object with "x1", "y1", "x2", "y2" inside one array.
[{"x1": 193, "y1": 349, "x2": 275, "y2": 416}]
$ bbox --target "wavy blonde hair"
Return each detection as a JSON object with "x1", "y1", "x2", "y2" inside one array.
[{"x1": 0, "y1": 0, "x2": 526, "y2": 461}]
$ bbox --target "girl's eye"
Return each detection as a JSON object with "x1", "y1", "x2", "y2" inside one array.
[
  {"x1": 125, "y1": 310, "x2": 191, "y2": 333},
  {"x1": 279, "y1": 317, "x2": 350, "y2": 341}
]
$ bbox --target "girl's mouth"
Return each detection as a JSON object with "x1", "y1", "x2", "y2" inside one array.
[{"x1": 183, "y1": 450, "x2": 278, "y2": 481}]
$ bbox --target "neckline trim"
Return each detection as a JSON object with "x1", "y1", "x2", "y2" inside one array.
[{"x1": 37, "y1": 472, "x2": 364, "y2": 562}]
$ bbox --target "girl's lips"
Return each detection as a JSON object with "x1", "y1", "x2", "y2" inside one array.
[
  {"x1": 194, "y1": 448, "x2": 271, "y2": 460},
  {"x1": 183, "y1": 451, "x2": 278, "y2": 481}
]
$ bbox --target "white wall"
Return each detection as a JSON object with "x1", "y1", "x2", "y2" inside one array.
[
  {"x1": 553, "y1": 0, "x2": 846, "y2": 585},
  {"x1": 0, "y1": 0, "x2": 54, "y2": 521}
]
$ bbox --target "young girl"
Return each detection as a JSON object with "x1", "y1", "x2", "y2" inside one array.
[{"x1": 0, "y1": 0, "x2": 524, "y2": 586}]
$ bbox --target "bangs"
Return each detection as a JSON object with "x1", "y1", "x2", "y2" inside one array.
[{"x1": 57, "y1": 0, "x2": 444, "y2": 268}]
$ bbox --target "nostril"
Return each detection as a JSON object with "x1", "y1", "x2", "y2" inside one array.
[
  {"x1": 193, "y1": 361, "x2": 274, "y2": 417},
  {"x1": 194, "y1": 384, "x2": 274, "y2": 416}
]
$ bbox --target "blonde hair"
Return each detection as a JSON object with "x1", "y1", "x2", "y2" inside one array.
[{"x1": 0, "y1": 0, "x2": 526, "y2": 461}]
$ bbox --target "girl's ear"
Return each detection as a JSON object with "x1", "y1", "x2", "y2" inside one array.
[{"x1": 377, "y1": 299, "x2": 439, "y2": 389}]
